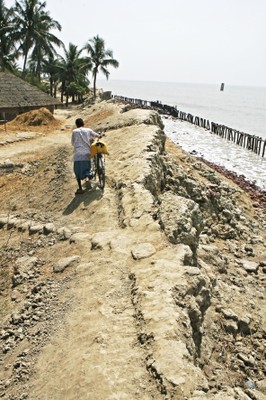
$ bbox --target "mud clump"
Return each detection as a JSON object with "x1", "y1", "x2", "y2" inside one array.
[{"x1": 9, "y1": 107, "x2": 57, "y2": 127}]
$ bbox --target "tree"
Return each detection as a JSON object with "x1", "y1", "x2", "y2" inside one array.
[
  {"x1": 0, "y1": 0, "x2": 18, "y2": 71},
  {"x1": 57, "y1": 43, "x2": 89, "y2": 105},
  {"x1": 83, "y1": 35, "x2": 119, "y2": 97},
  {"x1": 41, "y1": 53, "x2": 61, "y2": 97},
  {"x1": 12, "y1": 0, "x2": 62, "y2": 75},
  {"x1": 65, "y1": 82, "x2": 86, "y2": 104},
  {"x1": 28, "y1": 12, "x2": 63, "y2": 81}
]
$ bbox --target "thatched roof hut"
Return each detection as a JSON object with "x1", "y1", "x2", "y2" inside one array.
[{"x1": 0, "y1": 72, "x2": 61, "y2": 121}]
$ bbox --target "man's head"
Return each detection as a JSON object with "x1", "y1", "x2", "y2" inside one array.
[{"x1": 75, "y1": 118, "x2": 84, "y2": 128}]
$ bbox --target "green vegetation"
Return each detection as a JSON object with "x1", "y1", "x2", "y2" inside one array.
[
  {"x1": 83, "y1": 35, "x2": 119, "y2": 98},
  {"x1": 0, "y1": 0, "x2": 119, "y2": 102}
]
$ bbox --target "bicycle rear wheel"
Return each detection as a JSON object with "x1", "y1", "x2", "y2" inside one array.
[{"x1": 97, "y1": 154, "x2": 105, "y2": 189}]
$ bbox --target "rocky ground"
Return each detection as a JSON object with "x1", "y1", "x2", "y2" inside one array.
[{"x1": 0, "y1": 99, "x2": 265, "y2": 400}]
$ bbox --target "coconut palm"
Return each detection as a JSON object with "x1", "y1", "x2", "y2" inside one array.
[
  {"x1": 83, "y1": 35, "x2": 119, "y2": 97},
  {"x1": 34, "y1": 53, "x2": 60, "y2": 97},
  {"x1": 0, "y1": 0, "x2": 18, "y2": 71},
  {"x1": 28, "y1": 13, "x2": 63, "y2": 80},
  {"x1": 12, "y1": 0, "x2": 62, "y2": 75},
  {"x1": 57, "y1": 43, "x2": 90, "y2": 105}
]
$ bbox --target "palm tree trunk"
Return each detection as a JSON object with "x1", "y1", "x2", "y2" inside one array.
[
  {"x1": 36, "y1": 61, "x2": 41, "y2": 81},
  {"x1": 61, "y1": 87, "x2": 64, "y2": 103},
  {"x1": 22, "y1": 53, "x2": 28, "y2": 76},
  {"x1": 49, "y1": 78, "x2": 53, "y2": 96},
  {"x1": 93, "y1": 73, "x2": 97, "y2": 98},
  {"x1": 54, "y1": 83, "x2": 57, "y2": 98}
]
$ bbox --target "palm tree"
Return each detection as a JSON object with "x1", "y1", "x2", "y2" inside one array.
[
  {"x1": 41, "y1": 53, "x2": 61, "y2": 97},
  {"x1": 83, "y1": 35, "x2": 119, "y2": 97},
  {"x1": 57, "y1": 43, "x2": 90, "y2": 105},
  {"x1": 0, "y1": 0, "x2": 18, "y2": 71},
  {"x1": 28, "y1": 12, "x2": 63, "y2": 80},
  {"x1": 12, "y1": 0, "x2": 62, "y2": 75}
]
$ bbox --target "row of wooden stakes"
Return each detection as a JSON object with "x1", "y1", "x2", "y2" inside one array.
[{"x1": 114, "y1": 96, "x2": 266, "y2": 158}]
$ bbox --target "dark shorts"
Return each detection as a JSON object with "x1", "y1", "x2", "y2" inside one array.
[{"x1": 73, "y1": 160, "x2": 91, "y2": 180}]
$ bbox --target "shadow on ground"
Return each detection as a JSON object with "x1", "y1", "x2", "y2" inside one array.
[{"x1": 63, "y1": 185, "x2": 103, "y2": 215}]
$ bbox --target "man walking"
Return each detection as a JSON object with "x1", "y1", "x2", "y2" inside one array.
[{"x1": 71, "y1": 118, "x2": 102, "y2": 194}]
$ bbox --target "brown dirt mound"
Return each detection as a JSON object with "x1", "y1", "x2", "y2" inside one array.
[{"x1": 9, "y1": 107, "x2": 58, "y2": 127}]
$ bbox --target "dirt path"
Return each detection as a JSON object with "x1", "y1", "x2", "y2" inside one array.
[
  {"x1": 30, "y1": 239, "x2": 163, "y2": 399},
  {"x1": 0, "y1": 101, "x2": 265, "y2": 400},
  {"x1": 0, "y1": 103, "x2": 166, "y2": 399}
]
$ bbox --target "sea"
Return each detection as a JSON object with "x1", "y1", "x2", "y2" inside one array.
[{"x1": 98, "y1": 79, "x2": 266, "y2": 191}]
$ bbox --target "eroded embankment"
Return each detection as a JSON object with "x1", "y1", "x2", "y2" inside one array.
[
  {"x1": 109, "y1": 103, "x2": 266, "y2": 399},
  {"x1": 0, "y1": 101, "x2": 265, "y2": 400}
]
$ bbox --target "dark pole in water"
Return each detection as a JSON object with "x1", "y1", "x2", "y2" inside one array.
[{"x1": 220, "y1": 83, "x2": 225, "y2": 91}]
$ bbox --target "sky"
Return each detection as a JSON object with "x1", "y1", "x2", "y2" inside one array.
[{"x1": 4, "y1": 0, "x2": 266, "y2": 87}]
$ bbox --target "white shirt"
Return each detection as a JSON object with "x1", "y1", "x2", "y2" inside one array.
[{"x1": 71, "y1": 127, "x2": 100, "y2": 161}]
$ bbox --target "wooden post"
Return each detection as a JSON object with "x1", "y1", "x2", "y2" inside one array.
[
  {"x1": 262, "y1": 140, "x2": 266, "y2": 158},
  {"x1": 252, "y1": 136, "x2": 255, "y2": 152},
  {"x1": 254, "y1": 137, "x2": 258, "y2": 153},
  {"x1": 246, "y1": 135, "x2": 250, "y2": 149},
  {"x1": 257, "y1": 139, "x2": 262, "y2": 156},
  {"x1": 243, "y1": 134, "x2": 247, "y2": 148}
]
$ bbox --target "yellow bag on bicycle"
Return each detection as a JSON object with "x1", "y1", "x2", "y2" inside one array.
[{"x1": 90, "y1": 141, "x2": 109, "y2": 158}]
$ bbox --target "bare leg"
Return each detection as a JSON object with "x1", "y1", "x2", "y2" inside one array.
[
  {"x1": 75, "y1": 179, "x2": 85, "y2": 194},
  {"x1": 77, "y1": 179, "x2": 82, "y2": 190}
]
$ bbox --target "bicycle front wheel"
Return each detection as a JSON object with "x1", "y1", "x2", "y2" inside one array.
[{"x1": 97, "y1": 155, "x2": 105, "y2": 189}]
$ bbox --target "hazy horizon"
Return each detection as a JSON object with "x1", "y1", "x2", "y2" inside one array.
[
  {"x1": 4, "y1": 0, "x2": 266, "y2": 88},
  {"x1": 98, "y1": 78, "x2": 266, "y2": 89}
]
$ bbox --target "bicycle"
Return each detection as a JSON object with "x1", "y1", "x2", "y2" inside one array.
[{"x1": 90, "y1": 138, "x2": 107, "y2": 190}]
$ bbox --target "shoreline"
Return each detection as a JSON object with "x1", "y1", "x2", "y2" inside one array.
[
  {"x1": 199, "y1": 157, "x2": 266, "y2": 210},
  {"x1": 113, "y1": 95, "x2": 266, "y2": 158},
  {"x1": 99, "y1": 80, "x2": 266, "y2": 140},
  {"x1": 112, "y1": 96, "x2": 266, "y2": 197}
]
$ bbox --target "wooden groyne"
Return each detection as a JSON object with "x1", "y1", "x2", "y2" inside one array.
[{"x1": 114, "y1": 95, "x2": 266, "y2": 158}]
